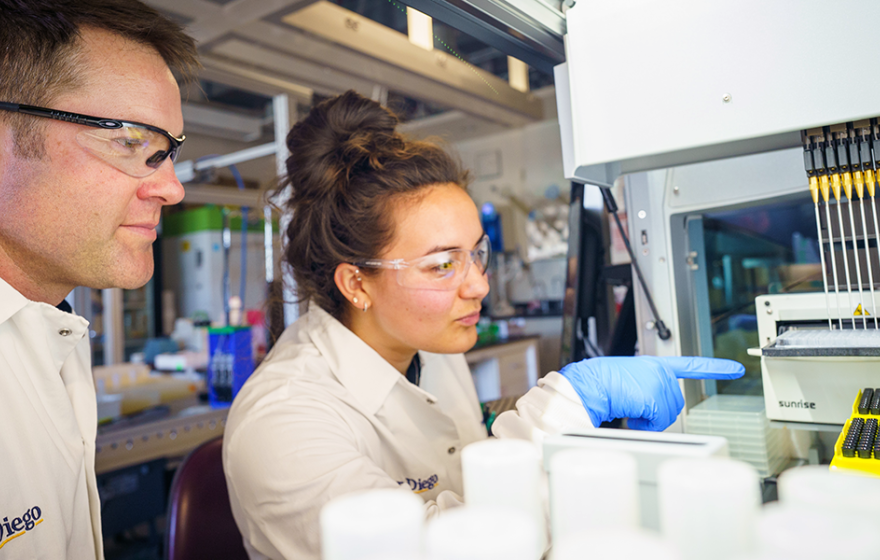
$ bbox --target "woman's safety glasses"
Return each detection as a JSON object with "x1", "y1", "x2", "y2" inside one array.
[
  {"x1": 357, "y1": 235, "x2": 491, "y2": 291},
  {"x1": 0, "y1": 102, "x2": 185, "y2": 178}
]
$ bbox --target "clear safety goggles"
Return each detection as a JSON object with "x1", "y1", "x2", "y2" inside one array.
[
  {"x1": 0, "y1": 102, "x2": 185, "y2": 178},
  {"x1": 357, "y1": 234, "x2": 492, "y2": 291}
]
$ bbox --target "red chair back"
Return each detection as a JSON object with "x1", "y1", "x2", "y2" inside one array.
[{"x1": 165, "y1": 437, "x2": 249, "y2": 560}]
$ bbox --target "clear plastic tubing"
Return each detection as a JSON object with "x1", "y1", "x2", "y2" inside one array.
[
  {"x1": 657, "y1": 457, "x2": 760, "y2": 560},
  {"x1": 460, "y1": 439, "x2": 544, "y2": 553},
  {"x1": 547, "y1": 448, "x2": 639, "y2": 544},
  {"x1": 425, "y1": 506, "x2": 539, "y2": 560},
  {"x1": 320, "y1": 488, "x2": 424, "y2": 560}
]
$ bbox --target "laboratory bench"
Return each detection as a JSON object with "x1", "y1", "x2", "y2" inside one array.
[
  {"x1": 96, "y1": 396, "x2": 229, "y2": 548},
  {"x1": 96, "y1": 395, "x2": 228, "y2": 475}
]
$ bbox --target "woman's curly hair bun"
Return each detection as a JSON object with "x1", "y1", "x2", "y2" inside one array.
[{"x1": 281, "y1": 90, "x2": 470, "y2": 319}]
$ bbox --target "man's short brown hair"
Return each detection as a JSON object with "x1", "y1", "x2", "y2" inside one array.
[{"x1": 0, "y1": 0, "x2": 199, "y2": 157}]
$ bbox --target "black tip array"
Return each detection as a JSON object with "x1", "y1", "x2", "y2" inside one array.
[
  {"x1": 859, "y1": 388, "x2": 874, "y2": 415},
  {"x1": 843, "y1": 418, "x2": 864, "y2": 457},
  {"x1": 871, "y1": 390, "x2": 880, "y2": 416},
  {"x1": 842, "y1": 417, "x2": 880, "y2": 459},
  {"x1": 859, "y1": 419, "x2": 877, "y2": 459}
]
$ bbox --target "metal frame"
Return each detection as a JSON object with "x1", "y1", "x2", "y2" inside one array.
[
  {"x1": 149, "y1": 0, "x2": 545, "y2": 127},
  {"x1": 685, "y1": 216, "x2": 717, "y2": 396},
  {"x1": 277, "y1": 1, "x2": 542, "y2": 121},
  {"x1": 399, "y1": 0, "x2": 565, "y2": 74}
]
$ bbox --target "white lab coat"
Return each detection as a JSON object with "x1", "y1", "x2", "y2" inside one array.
[
  {"x1": 0, "y1": 278, "x2": 103, "y2": 560},
  {"x1": 224, "y1": 304, "x2": 594, "y2": 560}
]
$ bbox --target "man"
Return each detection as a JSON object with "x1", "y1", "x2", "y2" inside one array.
[{"x1": 0, "y1": 1, "x2": 197, "y2": 557}]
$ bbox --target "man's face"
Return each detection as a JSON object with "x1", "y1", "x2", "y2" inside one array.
[{"x1": 0, "y1": 28, "x2": 185, "y2": 301}]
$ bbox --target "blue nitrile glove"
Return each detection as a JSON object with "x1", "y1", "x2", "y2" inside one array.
[{"x1": 559, "y1": 356, "x2": 745, "y2": 431}]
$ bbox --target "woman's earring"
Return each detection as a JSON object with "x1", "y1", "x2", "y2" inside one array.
[
  {"x1": 353, "y1": 297, "x2": 358, "y2": 304},
  {"x1": 363, "y1": 303, "x2": 369, "y2": 313}
]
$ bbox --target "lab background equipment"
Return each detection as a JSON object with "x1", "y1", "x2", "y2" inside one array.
[
  {"x1": 162, "y1": 206, "x2": 280, "y2": 327},
  {"x1": 207, "y1": 326, "x2": 255, "y2": 408},
  {"x1": 755, "y1": 293, "x2": 880, "y2": 426},
  {"x1": 554, "y1": 0, "x2": 880, "y2": 469}
]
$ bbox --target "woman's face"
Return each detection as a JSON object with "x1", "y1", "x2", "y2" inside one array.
[{"x1": 364, "y1": 183, "x2": 490, "y2": 356}]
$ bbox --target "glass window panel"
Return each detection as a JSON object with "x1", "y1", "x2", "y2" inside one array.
[{"x1": 702, "y1": 195, "x2": 821, "y2": 395}]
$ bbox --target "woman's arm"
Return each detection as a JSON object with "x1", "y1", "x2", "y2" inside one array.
[{"x1": 492, "y1": 356, "x2": 744, "y2": 441}]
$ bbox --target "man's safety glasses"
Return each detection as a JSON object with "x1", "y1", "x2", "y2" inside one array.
[
  {"x1": 356, "y1": 235, "x2": 491, "y2": 291},
  {"x1": 0, "y1": 102, "x2": 185, "y2": 178}
]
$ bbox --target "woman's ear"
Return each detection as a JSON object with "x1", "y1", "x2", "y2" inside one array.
[{"x1": 334, "y1": 263, "x2": 370, "y2": 310}]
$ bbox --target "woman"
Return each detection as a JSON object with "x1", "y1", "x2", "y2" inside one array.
[{"x1": 223, "y1": 91, "x2": 743, "y2": 560}]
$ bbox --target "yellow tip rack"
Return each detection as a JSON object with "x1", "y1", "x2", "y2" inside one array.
[{"x1": 831, "y1": 389, "x2": 880, "y2": 476}]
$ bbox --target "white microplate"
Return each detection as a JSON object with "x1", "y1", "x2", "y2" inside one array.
[
  {"x1": 685, "y1": 395, "x2": 787, "y2": 478},
  {"x1": 425, "y1": 506, "x2": 539, "y2": 560},
  {"x1": 657, "y1": 457, "x2": 760, "y2": 560},
  {"x1": 320, "y1": 488, "x2": 424, "y2": 560},
  {"x1": 774, "y1": 328, "x2": 880, "y2": 348},
  {"x1": 756, "y1": 502, "x2": 880, "y2": 559},
  {"x1": 552, "y1": 528, "x2": 680, "y2": 560},
  {"x1": 460, "y1": 439, "x2": 544, "y2": 550},
  {"x1": 778, "y1": 464, "x2": 880, "y2": 517},
  {"x1": 548, "y1": 448, "x2": 639, "y2": 544}
]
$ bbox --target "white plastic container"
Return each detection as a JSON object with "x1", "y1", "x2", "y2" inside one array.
[
  {"x1": 657, "y1": 457, "x2": 760, "y2": 560},
  {"x1": 552, "y1": 528, "x2": 680, "y2": 560},
  {"x1": 320, "y1": 489, "x2": 424, "y2": 560},
  {"x1": 460, "y1": 439, "x2": 544, "y2": 552},
  {"x1": 756, "y1": 502, "x2": 880, "y2": 560},
  {"x1": 96, "y1": 393, "x2": 123, "y2": 423},
  {"x1": 425, "y1": 506, "x2": 539, "y2": 560},
  {"x1": 547, "y1": 448, "x2": 639, "y2": 544},
  {"x1": 778, "y1": 465, "x2": 880, "y2": 517}
]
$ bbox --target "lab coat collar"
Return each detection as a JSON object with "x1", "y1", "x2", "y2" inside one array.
[
  {"x1": 0, "y1": 276, "x2": 29, "y2": 325},
  {"x1": 0, "y1": 277, "x2": 89, "y2": 362},
  {"x1": 307, "y1": 304, "x2": 410, "y2": 416}
]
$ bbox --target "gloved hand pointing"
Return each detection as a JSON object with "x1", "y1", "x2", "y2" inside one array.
[{"x1": 559, "y1": 356, "x2": 745, "y2": 432}]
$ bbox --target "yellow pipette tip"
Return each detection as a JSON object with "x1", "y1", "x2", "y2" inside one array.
[
  {"x1": 809, "y1": 176, "x2": 820, "y2": 204},
  {"x1": 843, "y1": 172, "x2": 853, "y2": 199},
  {"x1": 831, "y1": 173, "x2": 842, "y2": 200},
  {"x1": 819, "y1": 175, "x2": 831, "y2": 202},
  {"x1": 867, "y1": 169, "x2": 877, "y2": 198},
  {"x1": 854, "y1": 171, "x2": 865, "y2": 199}
]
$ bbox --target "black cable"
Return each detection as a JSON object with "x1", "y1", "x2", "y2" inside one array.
[{"x1": 599, "y1": 187, "x2": 672, "y2": 341}]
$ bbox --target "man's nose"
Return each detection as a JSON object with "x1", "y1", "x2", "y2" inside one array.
[{"x1": 140, "y1": 158, "x2": 185, "y2": 205}]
